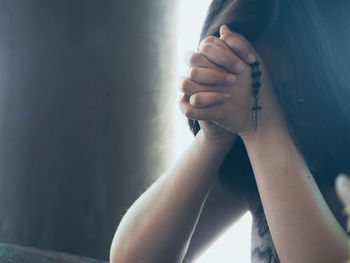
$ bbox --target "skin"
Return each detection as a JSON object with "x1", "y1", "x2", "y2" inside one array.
[
  {"x1": 179, "y1": 25, "x2": 349, "y2": 262},
  {"x1": 109, "y1": 25, "x2": 349, "y2": 262},
  {"x1": 110, "y1": 128, "x2": 238, "y2": 263}
]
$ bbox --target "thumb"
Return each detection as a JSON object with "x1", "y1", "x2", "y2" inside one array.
[{"x1": 219, "y1": 24, "x2": 230, "y2": 36}]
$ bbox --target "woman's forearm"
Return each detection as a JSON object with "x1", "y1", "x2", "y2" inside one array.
[
  {"x1": 110, "y1": 129, "x2": 235, "y2": 263},
  {"x1": 242, "y1": 126, "x2": 348, "y2": 263}
]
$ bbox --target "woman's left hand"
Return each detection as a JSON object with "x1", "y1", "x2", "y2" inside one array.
[{"x1": 183, "y1": 25, "x2": 286, "y2": 139}]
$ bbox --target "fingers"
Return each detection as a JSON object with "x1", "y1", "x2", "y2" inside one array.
[
  {"x1": 185, "y1": 51, "x2": 224, "y2": 71},
  {"x1": 187, "y1": 67, "x2": 236, "y2": 86},
  {"x1": 189, "y1": 91, "x2": 231, "y2": 108},
  {"x1": 199, "y1": 42, "x2": 244, "y2": 74},
  {"x1": 219, "y1": 25, "x2": 256, "y2": 64},
  {"x1": 185, "y1": 26, "x2": 258, "y2": 87},
  {"x1": 185, "y1": 33, "x2": 249, "y2": 86},
  {"x1": 180, "y1": 78, "x2": 225, "y2": 95},
  {"x1": 186, "y1": 36, "x2": 234, "y2": 71},
  {"x1": 199, "y1": 35, "x2": 233, "y2": 55},
  {"x1": 179, "y1": 92, "x2": 229, "y2": 120}
]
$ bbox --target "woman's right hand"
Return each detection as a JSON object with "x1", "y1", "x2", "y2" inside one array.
[
  {"x1": 179, "y1": 27, "x2": 258, "y2": 144},
  {"x1": 179, "y1": 50, "x2": 238, "y2": 145}
]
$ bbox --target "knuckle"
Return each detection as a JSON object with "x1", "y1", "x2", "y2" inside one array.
[
  {"x1": 190, "y1": 67, "x2": 199, "y2": 80},
  {"x1": 201, "y1": 43, "x2": 211, "y2": 54},
  {"x1": 189, "y1": 53, "x2": 202, "y2": 66},
  {"x1": 220, "y1": 33, "x2": 230, "y2": 43},
  {"x1": 184, "y1": 108, "x2": 194, "y2": 119},
  {"x1": 179, "y1": 100, "x2": 190, "y2": 116},
  {"x1": 181, "y1": 78, "x2": 192, "y2": 93},
  {"x1": 203, "y1": 36, "x2": 217, "y2": 44}
]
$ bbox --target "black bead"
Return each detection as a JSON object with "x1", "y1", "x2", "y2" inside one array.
[
  {"x1": 250, "y1": 60, "x2": 260, "y2": 67},
  {"x1": 253, "y1": 82, "x2": 261, "y2": 89},
  {"x1": 252, "y1": 106, "x2": 262, "y2": 111},
  {"x1": 251, "y1": 71, "x2": 262, "y2": 77},
  {"x1": 253, "y1": 89, "x2": 259, "y2": 96}
]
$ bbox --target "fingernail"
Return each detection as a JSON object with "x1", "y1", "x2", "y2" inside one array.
[
  {"x1": 226, "y1": 74, "x2": 236, "y2": 85},
  {"x1": 221, "y1": 24, "x2": 229, "y2": 31},
  {"x1": 219, "y1": 25, "x2": 226, "y2": 35},
  {"x1": 189, "y1": 96, "x2": 196, "y2": 106},
  {"x1": 247, "y1": 53, "x2": 256, "y2": 64},
  {"x1": 234, "y1": 63, "x2": 244, "y2": 73}
]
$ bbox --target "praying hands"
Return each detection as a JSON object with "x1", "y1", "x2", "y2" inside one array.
[
  {"x1": 179, "y1": 25, "x2": 349, "y2": 262},
  {"x1": 179, "y1": 25, "x2": 287, "y2": 142}
]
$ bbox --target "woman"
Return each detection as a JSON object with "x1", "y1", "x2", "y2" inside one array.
[{"x1": 110, "y1": 0, "x2": 350, "y2": 262}]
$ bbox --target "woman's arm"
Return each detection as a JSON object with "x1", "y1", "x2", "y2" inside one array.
[
  {"x1": 109, "y1": 129, "x2": 236, "y2": 263},
  {"x1": 242, "y1": 120, "x2": 349, "y2": 263},
  {"x1": 182, "y1": 24, "x2": 349, "y2": 262}
]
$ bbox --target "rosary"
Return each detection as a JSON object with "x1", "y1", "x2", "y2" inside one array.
[{"x1": 250, "y1": 60, "x2": 262, "y2": 131}]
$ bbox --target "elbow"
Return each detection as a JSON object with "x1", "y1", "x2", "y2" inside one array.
[
  {"x1": 109, "y1": 245, "x2": 128, "y2": 263},
  {"x1": 110, "y1": 248, "x2": 149, "y2": 263},
  {"x1": 110, "y1": 242, "x2": 131, "y2": 263},
  {"x1": 109, "y1": 238, "x2": 144, "y2": 263},
  {"x1": 110, "y1": 235, "x2": 126, "y2": 263},
  {"x1": 109, "y1": 254, "x2": 117, "y2": 263},
  {"x1": 109, "y1": 241, "x2": 117, "y2": 263}
]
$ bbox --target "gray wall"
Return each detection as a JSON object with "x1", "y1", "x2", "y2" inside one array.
[{"x1": 0, "y1": 0, "x2": 177, "y2": 260}]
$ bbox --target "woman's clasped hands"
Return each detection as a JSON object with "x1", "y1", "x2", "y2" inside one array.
[{"x1": 179, "y1": 25, "x2": 283, "y2": 143}]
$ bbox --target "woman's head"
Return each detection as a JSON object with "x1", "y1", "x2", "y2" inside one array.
[{"x1": 188, "y1": 0, "x2": 350, "y2": 188}]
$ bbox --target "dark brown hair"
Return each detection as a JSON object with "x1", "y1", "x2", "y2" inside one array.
[{"x1": 187, "y1": 0, "x2": 350, "y2": 192}]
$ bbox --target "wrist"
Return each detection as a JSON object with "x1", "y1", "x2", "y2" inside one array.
[
  {"x1": 181, "y1": 129, "x2": 236, "y2": 187},
  {"x1": 199, "y1": 129, "x2": 237, "y2": 149},
  {"x1": 241, "y1": 121, "x2": 293, "y2": 153},
  {"x1": 240, "y1": 97, "x2": 289, "y2": 145}
]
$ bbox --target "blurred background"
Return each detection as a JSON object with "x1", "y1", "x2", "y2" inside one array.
[{"x1": 0, "y1": 0, "x2": 251, "y2": 262}]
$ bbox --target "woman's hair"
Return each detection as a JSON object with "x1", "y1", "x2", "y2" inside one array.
[{"x1": 187, "y1": 0, "x2": 350, "y2": 191}]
